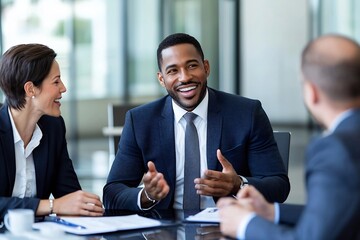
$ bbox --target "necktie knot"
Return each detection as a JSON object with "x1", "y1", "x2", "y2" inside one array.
[{"x1": 184, "y1": 112, "x2": 197, "y2": 123}]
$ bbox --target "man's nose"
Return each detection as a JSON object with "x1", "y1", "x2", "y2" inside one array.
[{"x1": 179, "y1": 69, "x2": 191, "y2": 82}]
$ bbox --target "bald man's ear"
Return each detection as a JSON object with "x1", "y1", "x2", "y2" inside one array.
[
  {"x1": 304, "y1": 80, "x2": 319, "y2": 106},
  {"x1": 157, "y1": 72, "x2": 165, "y2": 87}
]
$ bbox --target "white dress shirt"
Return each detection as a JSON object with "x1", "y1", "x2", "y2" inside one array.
[
  {"x1": 9, "y1": 108, "x2": 42, "y2": 198},
  {"x1": 137, "y1": 89, "x2": 216, "y2": 210},
  {"x1": 172, "y1": 89, "x2": 216, "y2": 209}
]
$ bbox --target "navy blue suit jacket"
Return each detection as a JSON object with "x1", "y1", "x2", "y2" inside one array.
[
  {"x1": 0, "y1": 104, "x2": 81, "y2": 219},
  {"x1": 104, "y1": 88, "x2": 290, "y2": 210},
  {"x1": 245, "y1": 110, "x2": 360, "y2": 239}
]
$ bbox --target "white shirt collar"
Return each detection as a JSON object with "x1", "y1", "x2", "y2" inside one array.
[
  {"x1": 8, "y1": 107, "x2": 22, "y2": 144},
  {"x1": 172, "y1": 89, "x2": 208, "y2": 122},
  {"x1": 8, "y1": 107, "x2": 42, "y2": 149},
  {"x1": 326, "y1": 109, "x2": 354, "y2": 134},
  {"x1": 8, "y1": 107, "x2": 41, "y2": 198}
]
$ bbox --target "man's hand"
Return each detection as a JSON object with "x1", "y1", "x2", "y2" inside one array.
[
  {"x1": 141, "y1": 161, "x2": 169, "y2": 208},
  {"x1": 194, "y1": 149, "x2": 241, "y2": 197},
  {"x1": 216, "y1": 186, "x2": 275, "y2": 238},
  {"x1": 236, "y1": 185, "x2": 275, "y2": 221},
  {"x1": 217, "y1": 197, "x2": 252, "y2": 239}
]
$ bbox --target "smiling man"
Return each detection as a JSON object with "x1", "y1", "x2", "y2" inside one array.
[{"x1": 103, "y1": 33, "x2": 290, "y2": 211}]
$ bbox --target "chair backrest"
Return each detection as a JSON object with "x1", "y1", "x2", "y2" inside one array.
[
  {"x1": 106, "y1": 103, "x2": 139, "y2": 159},
  {"x1": 273, "y1": 131, "x2": 291, "y2": 173}
]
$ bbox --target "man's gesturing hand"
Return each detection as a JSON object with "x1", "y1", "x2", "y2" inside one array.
[
  {"x1": 141, "y1": 161, "x2": 169, "y2": 208},
  {"x1": 194, "y1": 149, "x2": 241, "y2": 197}
]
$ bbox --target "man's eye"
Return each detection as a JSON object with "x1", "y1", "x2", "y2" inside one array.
[{"x1": 167, "y1": 69, "x2": 177, "y2": 74}]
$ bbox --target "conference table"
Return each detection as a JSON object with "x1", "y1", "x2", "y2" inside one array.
[
  {"x1": 84, "y1": 209, "x2": 230, "y2": 240},
  {"x1": 0, "y1": 209, "x2": 232, "y2": 240}
]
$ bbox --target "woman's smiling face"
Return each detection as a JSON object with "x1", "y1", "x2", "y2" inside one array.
[{"x1": 32, "y1": 60, "x2": 66, "y2": 117}]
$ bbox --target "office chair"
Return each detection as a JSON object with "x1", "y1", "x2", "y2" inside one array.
[
  {"x1": 103, "y1": 103, "x2": 139, "y2": 167},
  {"x1": 273, "y1": 131, "x2": 291, "y2": 173}
]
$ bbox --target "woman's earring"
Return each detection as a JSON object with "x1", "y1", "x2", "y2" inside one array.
[{"x1": 32, "y1": 95, "x2": 35, "y2": 99}]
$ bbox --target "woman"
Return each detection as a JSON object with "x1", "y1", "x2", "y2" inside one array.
[{"x1": 0, "y1": 44, "x2": 103, "y2": 219}]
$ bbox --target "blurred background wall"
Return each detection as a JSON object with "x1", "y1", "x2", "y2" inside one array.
[
  {"x1": 0, "y1": 0, "x2": 359, "y2": 201},
  {"x1": 1, "y1": 0, "x2": 358, "y2": 135}
]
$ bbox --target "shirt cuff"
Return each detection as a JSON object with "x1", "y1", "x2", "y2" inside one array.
[
  {"x1": 236, "y1": 212, "x2": 256, "y2": 240},
  {"x1": 274, "y1": 202, "x2": 280, "y2": 224},
  {"x1": 137, "y1": 188, "x2": 158, "y2": 210},
  {"x1": 240, "y1": 175, "x2": 248, "y2": 184},
  {"x1": 239, "y1": 175, "x2": 249, "y2": 190}
]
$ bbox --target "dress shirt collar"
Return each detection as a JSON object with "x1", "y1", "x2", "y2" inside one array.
[
  {"x1": 322, "y1": 109, "x2": 355, "y2": 137},
  {"x1": 8, "y1": 107, "x2": 22, "y2": 144},
  {"x1": 172, "y1": 88, "x2": 209, "y2": 122},
  {"x1": 326, "y1": 109, "x2": 355, "y2": 135},
  {"x1": 8, "y1": 107, "x2": 43, "y2": 150}
]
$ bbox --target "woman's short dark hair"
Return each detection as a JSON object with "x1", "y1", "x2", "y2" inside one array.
[
  {"x1": 156, "y1": 33, "x2": 204, "y2": 71},
  {"x1": 0, "y1": 44, "x2": 57, "y2": 110}
]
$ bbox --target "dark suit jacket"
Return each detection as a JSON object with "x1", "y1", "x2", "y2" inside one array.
[
  {"x1": 0, "y1": 103, "x2": 81, "y2": 219},
  {"x1": 104, "y1": 88, "x2": 290, "y2": 210},
  {"x1": 246, "y1": 109, "x2": 360, "y2": 240}
]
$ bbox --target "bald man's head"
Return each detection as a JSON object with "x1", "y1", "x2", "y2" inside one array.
[{"x1": 301, "y1": 34, "x2": 360, "y2": 101}]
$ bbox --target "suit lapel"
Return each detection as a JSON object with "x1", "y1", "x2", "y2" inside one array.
[
  {"x1": 158, "y1": 97, "x2": 176, "y2": 199},
  {"x1": 0, "y1": 106, "x2": 16, "y2": 193},
  {"x1": 206, "y1": 89, "x2": 222, "y2": 171}
]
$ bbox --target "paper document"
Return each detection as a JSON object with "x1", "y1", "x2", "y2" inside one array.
[
  {"x1": 186, "y1": 207, "x2": 220, "y2": 223},
  {"x1": 33, "y1": 214, "x2": 161, "y2": 235}
]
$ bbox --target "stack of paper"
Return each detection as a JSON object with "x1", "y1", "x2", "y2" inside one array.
[
  {"x1": 33, "y1": 214, "x2": 161, "y2": 235},
  {"x1": 186, "y1": 207, "x2": 220, "y2": 223}
]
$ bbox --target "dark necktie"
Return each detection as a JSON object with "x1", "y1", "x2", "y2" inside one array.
[{"x1": 183, "y1": 112, "x2": 200, "y2": 210}]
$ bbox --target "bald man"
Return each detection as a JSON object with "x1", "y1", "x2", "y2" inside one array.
[{"x1": 217, "y1": 34, "x2": 360, "y2": 239}]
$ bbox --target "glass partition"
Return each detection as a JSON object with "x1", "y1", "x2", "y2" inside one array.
[{"x1": 312, "y1": 0, "x2": 360, "y2": 40}]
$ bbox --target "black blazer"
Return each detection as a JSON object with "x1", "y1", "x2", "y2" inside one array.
[
  {"x1": 104, "y1": 88, "x2": 290, "y2": 210},
  {"x1": 0, "y1": 103, "x2": 81, "y2": 219}
]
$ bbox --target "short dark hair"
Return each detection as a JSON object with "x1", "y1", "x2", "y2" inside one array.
[
  {"x1": 156, "y1": 33, "x2": 204, "y2": 71},
  {"x1": 301, "y1": 35, "x2": 360, "y2": 101},
  {"x1": 0, "y1": 44, "x2": 57, "y2": 110}
]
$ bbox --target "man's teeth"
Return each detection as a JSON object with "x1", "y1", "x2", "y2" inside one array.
[{"x1": 179, "y1": 86, "x2": 196, "y2": 92}]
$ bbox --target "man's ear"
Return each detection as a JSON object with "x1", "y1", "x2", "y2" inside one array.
[
  {"x1": 204, "y1": 60, "x2": 210, "y2": 77},
  {"x1": 157, "y1": 72, "x2": 165, "y2": 87},
  {"x1": 304, "y1": 80, "x2": 320, "y2": 107},
  {"x1": 310, "y1": 82, "x2": 320, "y2": 104}
]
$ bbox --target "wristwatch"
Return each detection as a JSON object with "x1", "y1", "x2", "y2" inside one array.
[{"x1": 240, "y1": 176, "x2": 248, "y2": 189}]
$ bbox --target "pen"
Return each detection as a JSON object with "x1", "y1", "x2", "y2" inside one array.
[
  {"x1": 207, "y1": 208, "x2": 218, "y2": 213},
  {"x1": 44, "y1": 216, "x2": 87, "y2": 229}
]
